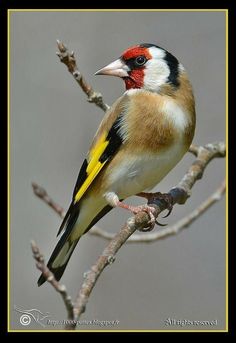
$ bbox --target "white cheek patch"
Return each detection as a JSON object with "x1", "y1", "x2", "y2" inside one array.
[{"x1": 144, "y1": 59, "x2": 170, "y2": 92}]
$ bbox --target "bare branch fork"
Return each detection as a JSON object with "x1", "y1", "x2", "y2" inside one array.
[{"x1": 31, "y1": 41, "x2": 226, "y2": 330}]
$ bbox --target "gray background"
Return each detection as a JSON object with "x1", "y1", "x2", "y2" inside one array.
[{"x1": 10, "y1": 11, "x2": 226, "y2": 331}]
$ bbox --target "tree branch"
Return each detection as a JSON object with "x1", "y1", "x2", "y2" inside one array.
[
  {"x1": 56, "y1": 40, "x2": 109, "y2": 112},
  {"x1": 90, "y1": 180, "x2": 225, "y2": 242}
]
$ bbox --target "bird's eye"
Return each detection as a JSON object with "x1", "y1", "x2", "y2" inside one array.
[{"x1": 135, "y1": 56, "x2": 147, "y2": 66}]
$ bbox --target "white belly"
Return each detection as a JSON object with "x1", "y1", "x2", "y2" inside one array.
[{"x1": 106, "y1": 143, "x2": 186, "y2": 199}]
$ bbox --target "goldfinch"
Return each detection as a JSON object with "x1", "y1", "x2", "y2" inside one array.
[{"x1": 38, "y1": 43, "x2": 195, "y2": 286}]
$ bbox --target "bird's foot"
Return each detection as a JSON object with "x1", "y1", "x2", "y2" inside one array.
[{"x1": 104, "y1": 192, "x2": 156, "y2": 231}]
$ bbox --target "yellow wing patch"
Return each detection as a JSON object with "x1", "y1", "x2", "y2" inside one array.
[
  {"x1": 74, "y1": 133, "x2": 109, "y2": 203},
  {"x1": 86, "y1": 133, "x2": 109, "y2": 174}
]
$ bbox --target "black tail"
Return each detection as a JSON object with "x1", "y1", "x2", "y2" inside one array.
[
  {"x1": 37, "y1": 230, "x2": 79, "y2": 286},
  {"x1": 38, "y1": 201, "x2": 80, "y2": 286},
  {"x1": 37, "y1": 204, "x2": 113, "y2": 286}
]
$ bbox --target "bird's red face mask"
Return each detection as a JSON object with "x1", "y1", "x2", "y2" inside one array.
[{"x1": 95, "y1": 46, "x2": 152, "y2": 90}]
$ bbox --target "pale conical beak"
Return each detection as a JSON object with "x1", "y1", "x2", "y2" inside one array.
[{"x1": 95, "y1": 58, "x2": 129, "y2": 78}]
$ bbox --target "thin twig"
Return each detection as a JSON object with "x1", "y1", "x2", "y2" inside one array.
[
  {"x1": 32, "y1": 182, "x2": 65, "y2": 218},
  {"x1": 56, "y1": 40, "x2": 109, "y2": 112},
  {"x1": 31, "y1": 241, "x2": 75, "y2": 329}
]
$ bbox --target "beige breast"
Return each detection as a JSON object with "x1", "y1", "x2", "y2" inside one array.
[{"x1": 98, "y1": 88, "x2": 194, "y2": 198}]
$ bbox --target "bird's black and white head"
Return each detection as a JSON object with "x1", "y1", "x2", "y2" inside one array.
[{"x1": 95, "y1": 43, "x2": 184, "y2": 93}]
